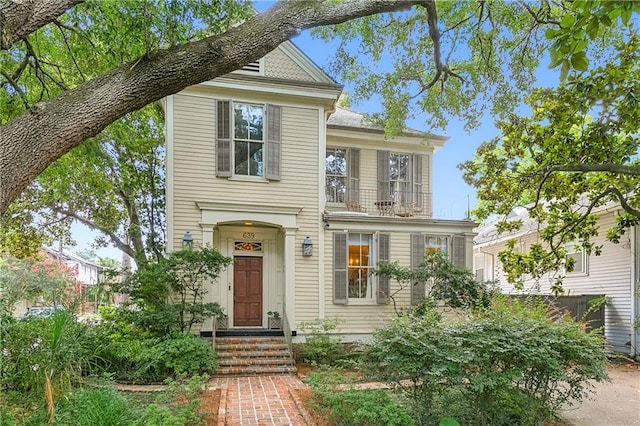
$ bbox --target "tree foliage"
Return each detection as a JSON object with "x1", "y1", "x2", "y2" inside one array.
[
  {"x1": 0, "y1": 252, "x2": 78, "y2": 317},
  {"x1": 374, "y1": 251, "x2": 495, "y2": 314},
  {"x1": 461, "y1": 36, "x2": 640, "y2": 287},
  {"x1": 315, "y1": 0, "x2": 637, "y2": 133},
  {"x1": 115, "y1": 247, "x2": 231, "y2": 333},
  {"x1": 32, "y1": 104, "x2": 165, "y2": 263},
  {"x1": 0, "y1": 0, "x2": 637, "y2": 220},
  {"x1": 364, "y1": 297, "x2": 609, "y2": 425}
]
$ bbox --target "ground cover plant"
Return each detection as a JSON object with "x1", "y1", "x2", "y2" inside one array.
[
  {"x1": 305, "y1": 369, "x2": 415, "y2": 426},
  {"x1": 363, "y1": 296, "x2": 609, "y2": 425}
]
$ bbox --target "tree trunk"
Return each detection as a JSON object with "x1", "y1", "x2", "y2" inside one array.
[{"x1": 0, "y1": 0, "x2": 431, "y2": 216}]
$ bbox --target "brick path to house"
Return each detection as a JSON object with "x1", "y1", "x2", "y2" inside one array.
[{"x1": 211, "y1": 375, "x2": 313, "y2": 426}]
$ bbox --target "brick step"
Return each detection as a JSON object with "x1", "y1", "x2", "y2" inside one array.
[
  {"x1": 216, "y1": 365, "x2": 297, "y2": 376},
  {"x1": 215, "y1": 336, "x2": 285, "y2": 344},
  {"x1": 217, "y1": 349, "x2": 291, "y2": 358},
  {"x1": 218, "y1": 356, "x2": 293, "y2": 367},
  {"x1": 216, "y1": 345, "x2": 289, "y2": 354},
  {"x1": 214, "y1": 335, "x2": 296, "y2": 377}
]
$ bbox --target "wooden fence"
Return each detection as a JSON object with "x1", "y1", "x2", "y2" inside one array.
[{"x1": 510, "y1": 294, "x2": 606, "y2": 332}]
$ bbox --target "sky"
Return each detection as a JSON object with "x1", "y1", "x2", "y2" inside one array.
[{"x1": 72, "y1": 2, "x2": 560, "y2": 261}]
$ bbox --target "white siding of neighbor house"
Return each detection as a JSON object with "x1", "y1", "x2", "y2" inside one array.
[{"x1": 475, "y1": 211, "x2": 634, "y2": 354}]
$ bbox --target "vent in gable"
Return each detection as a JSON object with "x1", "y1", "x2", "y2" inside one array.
[
  {"x1": 232, "y1": 59, "x2": 264, "y2": 76},
  {"x1": 242, "y1": 61, "x2": 261, "y2": 73}
]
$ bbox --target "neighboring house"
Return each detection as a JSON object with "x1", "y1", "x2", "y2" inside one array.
[
  {"x1": 474, "y1": 207, "x2": 640, "y2": 358},
  {"x1": 12, "y1": 248, "x2": 103, "y2": 318},
  {"x1": 43, "y1": 247, "x2": 101, "y2": 286},
  {"x1": 163, "y1": 41, "x2": 475, "y2": 341}
]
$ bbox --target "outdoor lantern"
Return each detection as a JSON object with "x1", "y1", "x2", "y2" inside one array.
[
  {"x1": 302, "y1": 236, "x2": 313, "y2": 257},
  {"x1": 182, "y1": 231, "x2": 193, "y2": 251}
]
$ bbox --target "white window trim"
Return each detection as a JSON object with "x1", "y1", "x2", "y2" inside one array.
[
  {"x1": 347, "y1": 232, "x2": 377, "y2": 304},
  {"x1": 232, "y1": 102, "x2": 266, "y2": 179},
  {"x1": 565, "y1": 244, "x2": 588, "y2": 276},
  {"x1": 325, "y1": 146, "x2": 348, "y2": 204}
]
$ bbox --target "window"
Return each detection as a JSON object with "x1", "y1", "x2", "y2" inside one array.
[
  {"x1": 389, "y1": 153, "x2": 411, "y2": 205},
  {"x1": 425, "y1": 235, "x2": 448, "y2": 253},
  {"x1": 326, "y1": 148, "x2": 347, "y2": 203},
  {"x1": 566, "y1": 243, "x2": 588, "y2": 275},
  {"x1": 216, "y1": 100, "x2": 281, "y2": 180},
  {"x1": 234, "y1": 104, "x2": 264, "y2": 176},
  {"x1": 410, "y1": 233, "x2": 466, "y2": 305},
  {"x1": 377, "y1": 151, "x2": 423, "y2": 211},
  {"x1": 348, "y1": 234, "x2": 372, "y2": 299},
  {"x1": 325, "y1": 147, "x2": 360, "y2": 206},
  {"x1": 333, "y1": 232, "x2": 390, "y2": 305}
]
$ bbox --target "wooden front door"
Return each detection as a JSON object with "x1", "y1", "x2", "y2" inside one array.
[{"x1": 233, "y1": 256, "x2": 263, "y2": 327}]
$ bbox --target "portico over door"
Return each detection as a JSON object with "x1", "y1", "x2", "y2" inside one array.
[{"x1": 233, "y1": 256, "x2": 263, "y2": 326}]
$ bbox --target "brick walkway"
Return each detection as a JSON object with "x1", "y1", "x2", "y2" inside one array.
[{"x1": 212, "y1": 375, "x2": 312, "y2": 426}]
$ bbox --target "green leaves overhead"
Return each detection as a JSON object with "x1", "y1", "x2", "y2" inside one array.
[
  {"x1": 0, "y1": 0, "x2": 251, "y2": 122},
  {"x1": 315, "y1": 1, "x2": 636, "y2": 133},
  {"x1": 461, "y1": 36, "x2": 640, "y2": 286}
]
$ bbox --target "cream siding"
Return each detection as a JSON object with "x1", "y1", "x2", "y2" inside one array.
[
  {"x1": 166, "y1": 47, "x2": 476, "y2": 339},
  {"x1": 475, "y1": 211, "x2": 635, "y2": 354},
  {"x1": 172, "y1": 90, "x2": 323, "y2": 326},
  {"x1": 322, "y1": 224, "x2": 474, "y2": 335},
  {"x1": 265, "y1": 48, "x2": 316, "y2": 82}
]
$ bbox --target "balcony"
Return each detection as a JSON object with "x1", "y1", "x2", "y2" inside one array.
[{"x1": 325, "y1": 188, "x2": 432, "y2": 218}]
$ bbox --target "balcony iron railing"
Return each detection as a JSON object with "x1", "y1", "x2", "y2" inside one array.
[{"x1": 325, "y1": 188, "x2": 432, "y2": 218}]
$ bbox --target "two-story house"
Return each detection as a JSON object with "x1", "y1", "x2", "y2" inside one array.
[{"x1": 164, "y1": 40, "x2": 475, "y2": 341}]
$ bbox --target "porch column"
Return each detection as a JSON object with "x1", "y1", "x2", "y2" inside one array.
[
  {"x1": 199, "y1": 222, "x2": 216, "y2": 248},
  {"x1": 200, "y1": 222, "x2": 216, "y2": 333},
  {"x1": 283, "y1": 227, "x2": 297, "y2": 330}
]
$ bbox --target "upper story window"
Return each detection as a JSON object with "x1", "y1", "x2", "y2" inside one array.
[
  {"x1": 216, "y1": 100, "x2": 281, "y2": 180},
  {"x1": 325, "y1": 147, "x2": 360, "y2": 207},
  {"x1": 389, "y1": 153, "x2": 411, "y2": 204},
  {"x1": 234, "y1": 104, "x2": 264, "y2": 177},
  {"x1": 326, "y1": 147, "x2": 347, "y2": 203},
  {"x1": 378, "y1": 151, "x2": 424, "y2": 211}
]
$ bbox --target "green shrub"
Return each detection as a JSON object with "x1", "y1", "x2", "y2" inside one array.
[
  {"x1": 92, "y1": 329, "x2": 217, "y2": 383},
  {"x1": 139, "y1": 374, "x2": 208, "y2": 426},
  {"x1": 364, "y1": 296, "x2": 609, "y2": 425},
  {"x1": 0, "y1": 311, "x2": 94, "y2": 396},
  {"x1": 55, "y1": 387, "x2": 141, "y2": 426},
  {"x1": 298, "y1": 317, "x2": 346, "y2": 366},
  {"x1": 307, "y1": 370, "x2": 414, "y2": 425}
]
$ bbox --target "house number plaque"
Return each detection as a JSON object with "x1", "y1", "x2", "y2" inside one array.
[{"x1": 242, "y1": 232, "x2": 255, "y2": 239}]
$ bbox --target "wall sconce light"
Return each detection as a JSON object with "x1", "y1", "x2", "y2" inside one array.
[
  {"x1": 302, "y1": 236, "x2": 313, "y2": 257},
  {"x1": 182, "y1": 231, "x2": 193, "y2": 251}
]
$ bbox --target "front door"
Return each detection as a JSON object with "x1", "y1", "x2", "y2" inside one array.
[{"x1": 233, "y1": 256, "x2": 263, "y2": 327}]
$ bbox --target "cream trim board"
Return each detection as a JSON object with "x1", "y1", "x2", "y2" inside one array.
[
  {"x1": 165, "y1": 95, "x2": 175, "y2": 251},
  {"x1": 199, "y1": 78, "x2": 340, "y2": 100}
]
